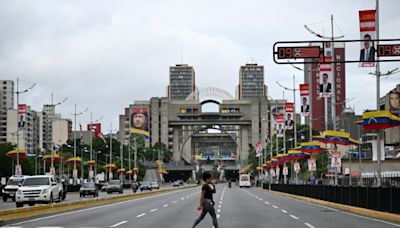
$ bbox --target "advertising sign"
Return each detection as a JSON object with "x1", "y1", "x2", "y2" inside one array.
[
  {"x1": 300, "y1": 84, "x2": 310, "y2": 116},
  {"x1": 276, "y1": 113, "x2": 285, "y2": 137},
  {"x1": 283, "y1": 166, "x2": 288, "y2": 176},
  {"x1": 15, "y1": 164, "x2": 22, "y2": 176},
  {"x1": 308, "y1": 158, "x2": 316, "y2": 171},
  {"x1": 285, "y1": 102, "x2": 294, "y2": 130},
  {"x1": 359, "y1": 10, "x2": 376, "y2": 67},
  {"x1": 331, "y1": 151, "x2": 342, "y2": 168},
  {"x1": 87, "y1": 123, "x2": 102, "y2": 138},
  {"x1": 50, "y1": 167, "x2": 56, "y2": 175},
  {"x1": 73, "y1": 169, "x2": 78, "y2": 178},
  {"x1": 294, "y1": 162, "x2": 300, "y2": 173},
  {"x1": 18, "y1": 104, "x2": 27, "y2": 129},
  {"x1": 130, "y1": 107, "x2": 150, "y2": 137},
  {"x1": 319, "y1": 56, "x2": 333, "y2": 98}
]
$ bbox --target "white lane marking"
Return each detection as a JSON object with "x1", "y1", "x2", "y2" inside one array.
[
  {"x1": 281, "y1": 210, "x2": 287, "y2": 214},
  {"x1": 304, "y1": 223, "x2": 316, "y2": 228},
  {"x1": 173, "y1": 200, "x2": 178, "y2": 204},
  {"x1": 163, "y1": 204, "x2": 169, "y2": 208},
  {"x1": 265, "y1": 201, "x2": 270, "y2": 205},
  {"x1": 10, "y1": 188, "x2": 195, "y2": 226},
  {"x1": 218, "y1": 205, "x2": 222, "y2": 208},
  {"x1": 136, "y1": 213, "x2": 146, "y2": 218},
  {"x1": 181, "y1": 197, "x2": 185, "y2": 200},
  {"x1": 110, "y1": 221, "x2": 127, "y2": 227},
  {"x1": 219, "y1": 201, "x2": 223, "y2": 204},
  {"x1": 290, "y1": 215, "x2": 299, "y2": 220},
  {"x1": 217, "y1": 214, "x2": 220, "y2": 219},
  {"x1": 186, "y1": 196, "x2": 190, "y2": 198},
  {"x1": 341, "y1": 211, "x2": 400, "y2": 227},
  {"x1": 273, "y1": 205, "x2": 278, "y2": 209},
  {"x1": 150, "y1": 208, "x2": 158, "y2": 213},
  {"x1": 259, "y1": 198, "x2": 263, "y2": 201}
]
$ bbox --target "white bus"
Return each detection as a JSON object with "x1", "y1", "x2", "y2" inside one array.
[{"x1": 239, "y1": 174, "x2": 251, "y2": 188}]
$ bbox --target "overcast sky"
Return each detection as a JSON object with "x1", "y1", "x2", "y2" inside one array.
[{"x1": 1, "y1": 0, "x2": 399, "y2": 130}]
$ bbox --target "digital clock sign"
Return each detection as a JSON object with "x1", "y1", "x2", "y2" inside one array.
[
  {"x1": 377, "y1": 44, "x2": 400, "y2": 57},
  {"x1": 277, "y1": 46, "x2": 321, "y2": 59}
]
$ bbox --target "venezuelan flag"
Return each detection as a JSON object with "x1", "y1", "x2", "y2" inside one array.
[
  {"x1": 313, "y1": 130, "x2": 361, "y2": 146},
  {"x1": 362, "y1": 110, "x2": 400, "y2": 130},
  {"x1": 298, "y1": 141, "x2": 323, "y2": 153}
]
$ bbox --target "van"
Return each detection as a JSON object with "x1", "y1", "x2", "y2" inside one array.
[{"x1": 239, "y1": 174, "x2": 251, "y2": 188}]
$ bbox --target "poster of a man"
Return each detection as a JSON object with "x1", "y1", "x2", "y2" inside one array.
[
  {"x1": 319, "y1": 73, "x2": 332, "y2": 93},
  {"x1": 360, "y1": 34, "x2": 376, "y2": 62},
  {"x1": 389, "y1": 90, "x2": 400, "y2": 109},
  {"x1": 285, "y1": 113, "x2": 294, "y2": 130},
  {"x1": 301, "y1": 97, "x2": 310, "y2": 113},
  {"x1": 130, "y1": 107, "x2": 150, "y2": 137}
]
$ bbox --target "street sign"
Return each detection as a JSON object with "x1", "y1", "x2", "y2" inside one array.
[{"x1": 273, "y1": 39, "x2": 400, "y2": 64}]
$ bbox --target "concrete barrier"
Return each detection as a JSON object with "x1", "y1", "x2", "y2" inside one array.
[{"x1": 0, "y1": 185, "x2": 196, "y2": 223}]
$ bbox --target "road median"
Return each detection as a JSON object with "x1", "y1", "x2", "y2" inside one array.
[
  {"x1": 0, "y1": 186, "x2": 195, "y2": 223},
  {"x1": 266, "y1": 189, "x2": 400, "y2": 223}
]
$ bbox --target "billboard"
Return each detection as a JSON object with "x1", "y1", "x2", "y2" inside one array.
[
  {"x1": 130, "y1": 107, "x2": 150, "y2": 137},
  {"x1": 285, "y1": 102, "x2": 294, "y2": 130},
  {"x1": 87, "y1": 123, "x2": 102, "y2": 138},
  {"x1": 359, "y1": 10, "x2": 376, "y2": 67},
  {"x1": 18, "y1": 104, "x2": 27, "y2": 129},
  {"x1": 299, "y1": 84, "x2": 310, "y2": 116}
]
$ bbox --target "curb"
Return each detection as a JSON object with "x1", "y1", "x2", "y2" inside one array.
[
  {"x1": 266, "y1": 189, "x2": 400, "y2": 223},
  {"x1": 0, "y1": 186, "x2": 196, "y2": 223}
]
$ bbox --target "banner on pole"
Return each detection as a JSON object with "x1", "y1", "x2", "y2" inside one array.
[
  {"x1": 285, "y1": 102, "x2": 294, "y2": 130},
  {"x1": 15, "y1": 164, "x2": 22, "y2": 176},
  {"x1": 319, "y1": 56, "x2": 333, "y2": 98},
  {"x1": 255, "y1": 141, "x2": 263, "y2": 157},
  {"x1": 300, "y1": 84, "x2": 310, "y2": 116},
  {"x1": 331, "y1": 151, "x2": 342, "y2": 168},
  {"x1": 283, "y1": 166, "x2": 288, "y2": 176},
  {"x1": 294, "y1": 162, "x2": 300, "y2": 173},
  {"x1": 18, "y1": 104, "x2": 27, "y2": 129},
  {"x1": 276, "y1": 114, "x2": 285, "y2": 137},
  {"x1": 308, "y1": 158, "x2": 316, "y2": 171},
  {"x1": 359, "y1": 10, "x2": 376, "y2": 67}
]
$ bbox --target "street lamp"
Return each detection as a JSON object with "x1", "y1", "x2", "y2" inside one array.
[
  {"x1": 14, "y1": 78, "x2": 36, "y2": 175},
  {"x1": 71, "y1": 104, "x2": 88, "y2": 185},
  {"x1": 48, "y1": 93, "x2": 68, "y2": 176}
]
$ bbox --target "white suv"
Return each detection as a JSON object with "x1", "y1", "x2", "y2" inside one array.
[
  {"x1": 2, "y1": 176, "x2": 26, "y2": 202},
  {"x1": 15, "y1": 175, "x2": 63, "y2": 207}
]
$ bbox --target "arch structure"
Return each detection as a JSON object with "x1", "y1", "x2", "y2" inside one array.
[{"x1": 185, "y1": 87, "x2": 235, "y2": 105}]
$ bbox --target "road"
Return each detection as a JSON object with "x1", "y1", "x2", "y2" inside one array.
[
  {"x1": 0, "y1": 186, "x2": 167, "y2": 211},
  {"x1": 2, "y1": 185, "x2": 400, "y2": 228}
]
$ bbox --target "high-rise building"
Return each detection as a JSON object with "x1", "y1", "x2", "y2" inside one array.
[
  {"x1": 304, "y1": 46, "x2": 346, "y2": 131},
  {"x1": 7, "y1": 105, "x2": 40, "y2": 152},
  {"x1": 168, "y1": 64, "x2": 196, "y2": 100},
  {"x1": 0, "y1": 80, "x2": 14, "y2": 142},
  {"x1": 238, "y1": 63, "x2": 266, "y2": 100},
  {"x1": 42, "y1": 105, "x2": 55, "y2": 151},
  {"x1": 53, "y1": 118, "x2": 72, "y2": 146}
]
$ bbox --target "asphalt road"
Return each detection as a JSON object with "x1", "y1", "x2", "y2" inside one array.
[
  {"x1": 0, "y1": 186, "x2": 167, "y2": 211},
  {"x1": 2, "y1": 185, "x2": 400, "y2": 228}
]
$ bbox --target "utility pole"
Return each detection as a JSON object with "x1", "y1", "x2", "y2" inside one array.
[
  {"x1": 89, "y1": 113, "x2": 102, "y2": 182},
  {"x1": 71, "y1": 104, "x2": 88, "y2": 185},
  {"x1": 14, "y1": 78, "x2": 36, "y2": 175}
]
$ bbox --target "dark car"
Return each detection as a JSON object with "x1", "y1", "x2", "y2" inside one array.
[
  {"x1": 139, "y1": 182, "x2": 152, "y2": 191},
  {"x1": 179, "y1": 180, "x2": 184, "y2": 186},
  {"x1": 107, "y1": 180, "x2": 123, "y2": 194},
  {"x1": 80, "y1": 182, "x2": 98, "y2": 198}
]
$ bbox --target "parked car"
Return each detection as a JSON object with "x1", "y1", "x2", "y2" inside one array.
[
  {"x1": 139, "y1": 182, "x2": 152, "y2": 191},
  {"x1": 172, "y1": 181, "x2": 180, "y2": 187},
  {"x1": 15, "y1": 175, "x2": 63, "y2": 207},
  {"x1": 2, "y1": 176, "x2": 26, "y2": 202},
  {"x1": 80, "y1": 182, "x2": 98, "y2": 198},
  {"x1": 179, "y1": 180, "x2": 184, "y2": 186},
  {"x1": 101, "y1": 183, "x2": 108, "y2": 192},
  {"x1": 107, "y1": 180, "x2": 123, "y2": 194},
  {"x1": 151, "y1": 182, "x2": 160, "y2": 190}
]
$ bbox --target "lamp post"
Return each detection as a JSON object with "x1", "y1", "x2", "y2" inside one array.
[
  {"x1": 71, "y1": 104, "x2": 88, "y2": 185},
  {"x1": 48, "y1": 93, "x2": 67, "y2": 176},
  {"x1": 108, "y1": 123, "x2": 117, "y2": 181},
  {"x1": 88, "y1": 113, "x2": 103, "y2": 181},
  {"x1": 14, "y1": 78, "x2": 36, "y2": 175}
]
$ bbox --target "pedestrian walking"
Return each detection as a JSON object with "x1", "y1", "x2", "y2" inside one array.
[{"x1": 191, "y1": 172, "x2": 218, "y2": 228}]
